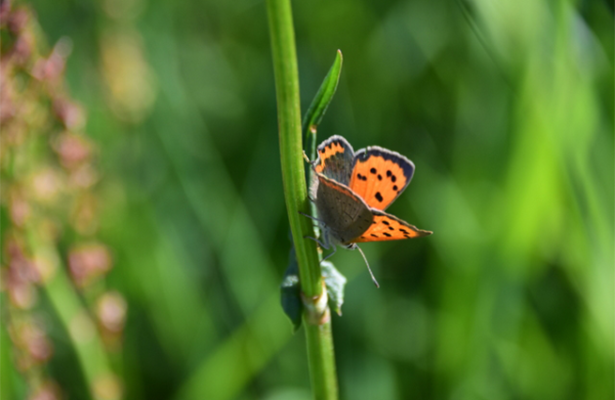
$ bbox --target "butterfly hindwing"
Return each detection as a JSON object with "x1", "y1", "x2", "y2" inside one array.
[
  {"x1": 314, "y1": 172, "x2": 374, "y2": 245},
  {"x1": 353, "y1": 209, "x2": 432, "y2": 243},
  {"x1": 349, "y1": 147, "x2": 415, "y2": 210},
  {"x1": 314, "y1": 135, "x2": 354, "y2": 186}
]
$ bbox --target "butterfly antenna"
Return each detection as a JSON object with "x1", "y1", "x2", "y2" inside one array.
[{"x1": 355, "y1": 245, "x2": 380, "y2": 288}]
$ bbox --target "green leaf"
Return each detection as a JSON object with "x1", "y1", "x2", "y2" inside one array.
[
  {"x1": 321, "y1": 261, "x2": 347, "y2": 316},
  {"x1": 302, "y1": 50, "x2": 343, "y2": 161},
  {"x1": 302, "y1": 50, "x2": 344, "y2": 237},
  {"x1": 280, "y1": 247, "x2": 303, "y2": 331}
]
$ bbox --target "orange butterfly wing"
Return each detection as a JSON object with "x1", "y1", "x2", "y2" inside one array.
[
  {"x1": 348, "y1": 147, "x2": 415, "y2": 210},
  {"x1": 353, "y1": 210, "x2": 432, "y2": 243},
  {"x1": 314, "y1": 135, "x2": 354, "y2": 185}
]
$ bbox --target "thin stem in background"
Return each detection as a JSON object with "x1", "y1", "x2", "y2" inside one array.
[{"x1": 38, "y1": 248, "x2": 114, "y2": 400}]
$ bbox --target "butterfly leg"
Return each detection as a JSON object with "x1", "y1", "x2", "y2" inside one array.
[
  {"x1": 299, "y1": 211, "x2": 324, "y2": 225},
  {"x1": 304, "y1": 236, "x2": 337, "y2": 262},
  {"x1": 303, "y1": 235, "x2": 329, "y2": 249}
]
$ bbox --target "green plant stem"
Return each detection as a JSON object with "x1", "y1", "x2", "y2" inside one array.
[
  {"x1": 266, "y1": 0, "x2": 338, "y2": 398},
  {"x1": 266, "y1": 0, "x2": 320, "y2": 297},
  {"x1": 303, "y1": 316, "x2": 338, "y2": 397}
]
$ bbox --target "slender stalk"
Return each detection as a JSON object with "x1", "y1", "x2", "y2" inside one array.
[
  {"x1": 266, "y1": 0, "x2": 320, "y2": 296},
  {"x1": 32, "y1": 238, "x2": 114, "y2": 400},
  {"x1": 266, "y1": 0, "x2": 338, "y2": 399}
]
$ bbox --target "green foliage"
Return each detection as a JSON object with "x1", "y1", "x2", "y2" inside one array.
[
  {"x1": 321, "y1": 262, "x2": 347, "y2": 317},
  {"x1": 281, "y1": 248, "x2": 302, "y2": 331},
  {"x1": 303, "y1": 50, "x2": 343, "y2": 161},
  {"x1": 3, "y1": 0, "x2": 613, "y2": 399}
]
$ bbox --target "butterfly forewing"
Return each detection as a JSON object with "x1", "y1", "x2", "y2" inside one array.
[
  {"x1": 314, "y1": 135, "x2": 355, "y2": 186},
  {"x1": 353, "y1": 209, "x2": 432, "y2": 243},
  {"x1": 314, "y1": 173, "x2": 374, "y2": 245},
  {"x1": 349, "y1": 147, "x2": 415, "y2": 210}
]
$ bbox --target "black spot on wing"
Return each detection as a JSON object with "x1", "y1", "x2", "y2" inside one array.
[
  {"x1": 353, "y1": 147, "x2": 415, "y2": 191},
  {"x1": 383, "y1": 232, "x2": 392, "y2": 237},
  {"x1": 375, "y1": 192, "x2": 383, "y2": 202}
]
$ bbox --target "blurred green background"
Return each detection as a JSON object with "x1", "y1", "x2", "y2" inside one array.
[{"x1": 2, "y1": 0, "x2": 614, "y2": 399}]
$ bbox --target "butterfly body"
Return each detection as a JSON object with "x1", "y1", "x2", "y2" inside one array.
[{"x1": 310, "y1": 135, "x2": 431, "y2": 250}]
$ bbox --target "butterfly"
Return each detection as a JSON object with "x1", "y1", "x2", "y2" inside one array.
[{"x1": 305, "y1": 135, "x2": 432, "y2": 287}]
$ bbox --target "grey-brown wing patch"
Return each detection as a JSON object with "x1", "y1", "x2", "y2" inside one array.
[{"x1": 314, "y1": 173, "x2": 373, "y2": 245}]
